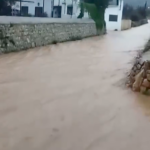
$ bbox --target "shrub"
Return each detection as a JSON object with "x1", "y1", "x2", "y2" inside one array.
[
  {"x1": 41, "y1": 12, "x2": 48, "y2": 17},
  {"x1": 52, "y1": 40, "x2": 57, "y2": 44},
  {"x1": 123, "y1": 4, "x2": 147, "y2": 21},
  {"x1": 130, "y1": 14, "x2": 141, "y2": 21},
  {"x1": 22, "y1": 13, "x2": 33, "y2": 17}
]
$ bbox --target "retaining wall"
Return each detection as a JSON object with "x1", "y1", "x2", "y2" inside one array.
[{"x1": 0, "y1": 17, "x2": 102, "y2": 53}]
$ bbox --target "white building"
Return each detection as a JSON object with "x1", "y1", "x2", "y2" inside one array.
[
  {"x1": 105, "y1": 0, "x2": 124, "y2": 31},
  {"x1": 12, "y1": 0, "x2": 79, "y2": 18},
  {"x1": 82, "y1": 0, "x2": 124, "y2": 30},
  {"x1": 12, "y1": 0, "x2": 123, "y2": 30}
]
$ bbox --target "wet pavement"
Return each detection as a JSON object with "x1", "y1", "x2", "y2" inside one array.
[{"x1": 1, "y1": 23, "x2": 150, "y2": 150}]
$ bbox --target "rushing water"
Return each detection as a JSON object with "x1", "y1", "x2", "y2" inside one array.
[{"x1": 1, "y1": 24, "x2": 150, "y2": 150}]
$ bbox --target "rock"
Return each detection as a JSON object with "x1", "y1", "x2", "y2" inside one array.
[
  {"x1": 135, "y1": 69, "x2": 140, "y2": 75},
  {"x1": 130, "y1": 76, "x2": 135, "y2": 84},
  {"x1": 146, "y1": 89, "x2": 150, "y2": 95},
  {"x1": 126, "y1": 83, "x2": 132, "y2": 88},
  {"x1": 147, "y1": 74, "x2": 150, "y2": 81},
  {"x1": 139, "y1": 60, "x2": 145, "y2": 66},
  {"x1": 134, "y1": 57, "x2": 143, "y2": 65},
  {"x1": 147, "y1": 70, "x2": 150, "y2": 74},
  {"x1": 132, "y1": 69, "x2": 144, "y2": 91},
  {"x1": 130, "y1": 70, "x2": 135, "y2": 76},
  {"x1": 134, "y1": 59, "x2": 139, "y2": 65},
  {"x1": 142, "y1": 79, "x2": 150, "y2": 88},
  {"x1": 143, "y1": 61, "x2": 150, "y2": 71},
  {"x1": 31, "y1": 42, "x2": 35, "y2": 48},
  {"x1": 27, "y1": 38, "x2": 30, "y2": 43},
  {"x1": 140, "y1": 86, "x2": 147, "y2": 93},
  {"x1": 126, "y1": 75, "x2": 135, "y2": 87},
  {"x1": 133, "y1": 66, "x2": 137, "y2": 72},
  {"x1": 136, "y1": 64, "x2": 141, "y2": 70}
]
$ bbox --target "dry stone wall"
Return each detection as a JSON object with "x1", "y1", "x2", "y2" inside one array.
[
  {"x1": 127, "y1": 55, "x2": 150, "y2": 94},
  {"x1": 131, "y1": 19, "x2": 148, "y2": 28},
  {"x1": 0, "y1": 19, "x2": 102, "y2": 53}
]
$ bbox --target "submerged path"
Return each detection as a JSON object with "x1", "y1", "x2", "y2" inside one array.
[{"x1": 1, "y1": 23, "x2": 150, "y2": 150}]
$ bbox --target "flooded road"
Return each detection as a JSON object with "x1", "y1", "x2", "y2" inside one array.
[{"x1": 1, "y1": 24, "x2": 150, "y2": 150}]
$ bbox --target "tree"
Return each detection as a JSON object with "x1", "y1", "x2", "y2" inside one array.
[
  {"x1": 78, "y1": 0, "x2": 109, "y2": 31},
  {"x1": 0, "y1": 0, "x2": 16, "y2": 15},
  {"x1": 122, "y1": 4, "x2": 134, "y2": 19},
  {"x1": 122, "y1": 3, "x2": 147, "y2": 21},
  {"x1": 137, "y1": 3, "x2": 147, "y2": 19}
]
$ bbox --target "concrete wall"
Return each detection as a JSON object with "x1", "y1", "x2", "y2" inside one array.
[
  {"x1": 105, "y1": 0, "x2": 123, "y2": 31},
  {"x1": 121, "y1": 19, "x2": 131, "y2": 30},
  {"x1": 0, "y1": 17, "x2": 102, "y2": 53}
]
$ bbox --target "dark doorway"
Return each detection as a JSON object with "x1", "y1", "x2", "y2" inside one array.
[
  {"x1": 0, "y1": 6, "x2": 12, "y2": 16},
  {"x1": 52, "y1": 6, "x2": 61, "y2": 18},
  {"x1": 21, "y1": 6, "x2": 28, "y2": 16},
  {"x1": 35, "y1": 7, "x2": 43, "y2": 17},
  {"x1": 67, "y1": 5, "x2": 73, "y2": 15}
]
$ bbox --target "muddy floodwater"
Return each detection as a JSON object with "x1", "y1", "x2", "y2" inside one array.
[{"x1": 1, "y1": 24, "x2": 150, "y2": 150}]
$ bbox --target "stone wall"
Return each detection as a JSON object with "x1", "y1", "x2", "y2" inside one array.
[
  {"x1": 131, "y1": 19, "x2": 148, "y2": 28},
  {"x1": 0, "y1": 17, "x2": 101, "y2": 53},
  {"x1": 126, "y1": 56, "x2": 150, "y2": 94}
]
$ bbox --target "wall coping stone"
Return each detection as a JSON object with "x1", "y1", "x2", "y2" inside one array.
[{"x1": 0, "y1": 16, "x2": 95, "y2": 24}]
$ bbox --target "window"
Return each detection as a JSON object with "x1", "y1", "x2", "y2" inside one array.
[
  {"x1": 109, "y1": 15, "x2": 118, "y2": 22},
  {"x1": 67, "y1": 5, "x2": 73, "y2": 15},
  {"x1": 109, "y1": 0, "x2": 119, "y2": 5}
]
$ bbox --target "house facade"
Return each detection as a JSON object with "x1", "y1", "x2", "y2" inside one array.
[
  {"x1": 12, "y1": 0, "x2": 123, "y2": 30},
  {"x1": 12, "y1": 0, "x2": 79, "y2": 18}
]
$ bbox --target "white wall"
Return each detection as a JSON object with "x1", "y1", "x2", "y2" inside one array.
[
  {"x1": 58, "y1": 0, "x2": 79, "y2": 18},
  {"x1": 12, "y1": 0, "x2": 80, "y2": 18},
  {"x1": 44, "y1": 0, "x2": 52, "y2": 17},
  {"x1": 13, "y1": 0, "x2": 51, "y2": 16},
  {"x1": 105, "y1": 0, "x2": 123, "y2": 31},
  {"x1": 54, "y1": 0, "x2": 73, "y2": 6}
]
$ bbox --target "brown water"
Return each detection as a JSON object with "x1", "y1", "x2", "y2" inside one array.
[{"x1": 1, "y1": 24, "x2": 150, "y2": 150}]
